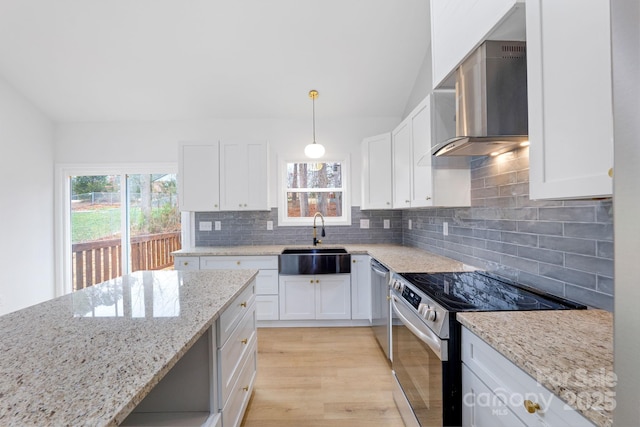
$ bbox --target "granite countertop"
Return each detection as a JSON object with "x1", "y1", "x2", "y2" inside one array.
[
  {"x1": 0, "y1": 269, "x2": 257, "y2": 426},
  {"x1": 173, "y1": 243, "x2": 477, "y2": 273},
  {"x1": 457, "y1": 310, "x2": 614, "y2": 427}
]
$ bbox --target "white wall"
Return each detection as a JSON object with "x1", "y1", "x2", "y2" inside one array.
[
  {"x1": 55, "y1": 116, "x2": 401, "y2": 206},
  {"x1": 0, "y1": 75, "x2": 55, "y2": 315}
]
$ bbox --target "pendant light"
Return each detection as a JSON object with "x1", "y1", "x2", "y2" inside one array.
[{"x1": 304, "y1": 89, "x2": 325, "y2": 158}]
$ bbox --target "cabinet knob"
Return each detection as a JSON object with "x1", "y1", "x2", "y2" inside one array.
[
  {"x1": 386, "y1": 202, "x2": 390, "y2": 205},
  {"x1": 608, "y1": 168, "x2": 613, "y2": 178},
  {"x1": 353, "y1": 259, "x2": 356, "y2": 263},
  {"x1": 524, "y1": 400, "x2": 541, "y2": 414},
  {"x1": 183, "y1": 261, "x2": 189, "y2": 266},
  {"x1": 236, "y1": 261, "x2": 241, "y2": 265},
  {"x1": 405, "y1": 200, "x2": 410, "y2": 203},
  {"x1": 241, "y1": 338, "x2": 248, "y2": 345},
  {"x1": 316, "y1": 279, "x2": 320, "y2": 283},
  {"x1": 386, "y1": 296, "x2": 391, "y2": 301},
  {"x1": 214, "y1": 204, "x2": 218, "y2": 208},
  {"x1": 240, "y1": 301, "x2": 247, "y2": 308},
  {"x1": 425, "y1": 196, "x2": 431, "y2": 200},
  {"x1": 310, "y1": 279, "x2": 314, "y2": 284},
  {"x1": 242, "y1": 386, "x2": 249, "y2": 392}
]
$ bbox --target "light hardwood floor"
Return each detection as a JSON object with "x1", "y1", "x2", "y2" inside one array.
[{"x1": 240, "y1": 327, "x2": 404, "y2": 427}]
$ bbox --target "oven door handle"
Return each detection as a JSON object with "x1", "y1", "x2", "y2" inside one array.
[{"x1": 392, "y1": 295, "x2": 448, "y2": 361}]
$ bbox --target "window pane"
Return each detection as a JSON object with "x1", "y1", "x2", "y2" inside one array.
[
  {"x1": 287, "y1": 191, "x2": 343, "y2": 218},
  {"x1": 287, "y1": 162, "x2": 342, "y2": 189},
  {"x1": 128, "y1": 174, "x2": 181, "y2": 273},
  {"x1": 71, "y1": 175, "x2": 122, "y2": 291}
]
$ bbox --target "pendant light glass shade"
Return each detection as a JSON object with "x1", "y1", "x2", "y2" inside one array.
[
  {"x1": 305, "y1": 89, "x2": 325, "y2": 158},
  {"x1": 304, "y1": 141, "x2": 325, "y2": 158}
]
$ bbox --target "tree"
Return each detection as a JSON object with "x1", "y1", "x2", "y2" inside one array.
[{"x1": 71, "y1": 176, "x2": 109, "y2": 196}]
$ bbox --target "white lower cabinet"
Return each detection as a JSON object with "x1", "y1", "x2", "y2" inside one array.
[
  {"x1": 279, "y1": 274, "x2": 351, "y2": 320},
  {"x1": 254, "y1": 269, "x2": 279, "y2": 321},
  {"x1": 217, "y1": 281, "x2": 257, "y2": 427},
  {"x1": 461, "y1": 327, "x2": 595, "y2": 427},
  {"x1": 350, "y1": 255, "x2": 371, "y2": 320},
  {"x1": 194, "y1": 255, "x2": 279, "y2": 322}
]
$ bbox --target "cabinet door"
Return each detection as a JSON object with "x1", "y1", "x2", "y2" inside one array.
[
  {"x1": 316, "y1": 275, "x2": 351, "y2": 320},
  {"x1": 410, "y1": 98, "x2": 435, "y2": 208},
  {"x1": 219, "y1": 141, "x2": 269, "y2": 211},
  {"x1": 178, "y1": 142, "x2": 220, "y2": 212},
  {"x1": 431, "y1": 0, "x2": 523, "y2": 88},
  {"x1": 255, "y1": 295, "x2": 279, "y2": 321},
  {"x1": 392, "y1": 121, "x2": 412, "y2": 209},
  {"x1": 361, "y1": 133, "x2": 392, "y2": 209},
  {"x1": 527, "y1": 0, "x2": 613, "y2": 200},
  {"x1": 350, "y1": 255, "x2": 371, "y2": 320},
  {"x1": 462, "y1": 364, "x2": 527, "y2": 427},
  {"x1": 279, "y1": 276, "x2": 315, "y2": 320}
]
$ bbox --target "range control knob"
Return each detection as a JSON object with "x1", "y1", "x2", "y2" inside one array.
[
  {"x1": 392, "y1": 280, "x2": 404, "y2": 292},
  {"x1": 418, "y1": 303, "x2": 437, "y2": 321}
]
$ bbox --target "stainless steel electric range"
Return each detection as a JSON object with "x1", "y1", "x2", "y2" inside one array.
[{"x1": 389, "y1": 270, "x2": 587, "y2": 427}]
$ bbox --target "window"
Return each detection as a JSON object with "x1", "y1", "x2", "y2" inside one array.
[{"x1": 279, "y1": 158, "x2": 351, "y2": 226}]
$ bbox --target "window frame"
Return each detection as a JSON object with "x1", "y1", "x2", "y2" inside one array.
[{"x1": 278, "y1": 156, "x2": 351, "y2": 226}]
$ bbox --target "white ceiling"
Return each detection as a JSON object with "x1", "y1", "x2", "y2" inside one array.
[{"x1": 0, "y1": 0, "x2": 430, "y2": 123}]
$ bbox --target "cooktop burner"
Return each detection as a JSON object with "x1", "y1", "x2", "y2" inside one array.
[{"x1": 399, "y1": 271, "x2": 586, "y2": 312}]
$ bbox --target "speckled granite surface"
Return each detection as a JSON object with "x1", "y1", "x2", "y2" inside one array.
[
  {"x1": 174, "y1": 244, "x2": 477, "y2": 273},
  {"x1": 0, "y1": 269, "x2": 257, "y2": 426},
  {"x1": 457, "y1": 310, "x2": 614, "y2": 427}
]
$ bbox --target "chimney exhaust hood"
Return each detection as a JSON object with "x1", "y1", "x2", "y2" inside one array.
[{"x1": 431, "y1": 40, "x2": 529, "y2": 157}]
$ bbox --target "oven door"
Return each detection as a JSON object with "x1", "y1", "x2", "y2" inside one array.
[{"x1": 391, "y1": 293, "x2": 447, "y2": 427}]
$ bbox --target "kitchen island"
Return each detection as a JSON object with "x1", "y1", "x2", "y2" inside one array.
[{"x1": 0, "y1": 269, "x2": 257, "y2": 426}]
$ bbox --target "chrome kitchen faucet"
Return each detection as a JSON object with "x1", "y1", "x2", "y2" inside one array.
[{"x1": 312, "y1": 212, "x2": 325, "y2": 246}]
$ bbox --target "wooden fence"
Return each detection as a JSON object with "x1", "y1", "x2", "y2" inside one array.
[{"x1": 72, "y1": 232, "x2": 181, "y2": 291}]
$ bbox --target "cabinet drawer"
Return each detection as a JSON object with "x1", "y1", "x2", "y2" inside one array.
[
  {"x1": 255, "y1": 269, "x2": 278, "y2": 294},
  {"x1": 218, "y1": 282, "x2": 255, "y2": 345},
  {"x1": 200, "y1": 255, "x2": 277, "y2": 270},
  {"x1": 461, "y1": 327, "x2": 595, "y2": 426},
  {"x1": 221, "y1": 340, "x2": 257, "y2": 427},
  {"x1": 173, "y1": 256, "x2": 200, "y2": 270},
  {"x1": 219, "y1": 305, "x2": 256, "y2": 405}
]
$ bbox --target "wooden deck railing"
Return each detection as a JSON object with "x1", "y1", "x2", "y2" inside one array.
[{"x1": 72, "y1": 232, "x2": 181, "y2": 291}]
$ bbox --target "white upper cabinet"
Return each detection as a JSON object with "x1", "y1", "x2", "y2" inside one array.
[
  {"x1": 392, "y1": 121, "x2": 412, "y2": 209},
  {"x1": 361, "y1": 133, "x2": 392, "y2": 210},
  {"x1": 392, "y1": 92, "x2": 470, "y2": 209},
  {"x1": 179, "y1": 140, "x2": 269, "y2": 212},
  {"x1": 527, "y1": 0, "x2": 613, "y2": 200},
  {"x1": 178, "y1": 141, "x2": 220, "y2": 212},
  {"x1": 219, "y1": 140, "x2": 269, "y2": 211},
  {"x1": 430, "y1": 0, "x2": 525, "y2": 88}
]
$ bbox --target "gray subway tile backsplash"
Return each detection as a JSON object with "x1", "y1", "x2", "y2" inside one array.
[
  {"x1": 402, "y1": 147, "x2": 613, "y2": 311},
  {"x1": 193, "y1": 147, "x2": 613, "y2": 311}
]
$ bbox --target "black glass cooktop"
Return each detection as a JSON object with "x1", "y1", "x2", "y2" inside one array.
[{"x1": 399, "y1": 271, "x2": 587, "y2": 312}]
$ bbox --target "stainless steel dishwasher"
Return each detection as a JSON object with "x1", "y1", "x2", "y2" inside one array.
[{"x1": 370, "y1": 259, "x2": 391, "y2": 362}]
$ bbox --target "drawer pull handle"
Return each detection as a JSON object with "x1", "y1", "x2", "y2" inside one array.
[
  {"x1": 241, "y1": 338, "x2": 248, "y2": 345},
  {"x1": 524, "y1": 400, "x2": 541, "y2": 414},
  {"x1": 240, "y1": 302, "x2": 247, "y2": 308},
  {"x1": 236, "y1": 261, "x2": 241, "y2": 265},
  {"x1": 242, "y1": 386, "x2": 249, "y2": 392},
  {"x1": 608, "y1": 168, "x2": 613, "y2": 178}
]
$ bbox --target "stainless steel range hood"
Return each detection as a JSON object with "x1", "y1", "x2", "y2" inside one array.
[{"x1": 432, "y1": 40, "x2": 529, "y2": 157}]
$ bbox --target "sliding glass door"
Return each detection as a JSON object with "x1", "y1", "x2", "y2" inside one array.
[{"x1": 67, "y1": 170, "x2": 179, "y2": 292}]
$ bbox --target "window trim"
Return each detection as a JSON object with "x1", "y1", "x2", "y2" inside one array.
[{"x1": 278, "y1": 156, "x2": 351, "y2": 226}]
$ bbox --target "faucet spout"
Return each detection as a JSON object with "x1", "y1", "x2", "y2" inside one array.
[{"x1": 312, "y1": 212, "x2": 325, "y2": 246}]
